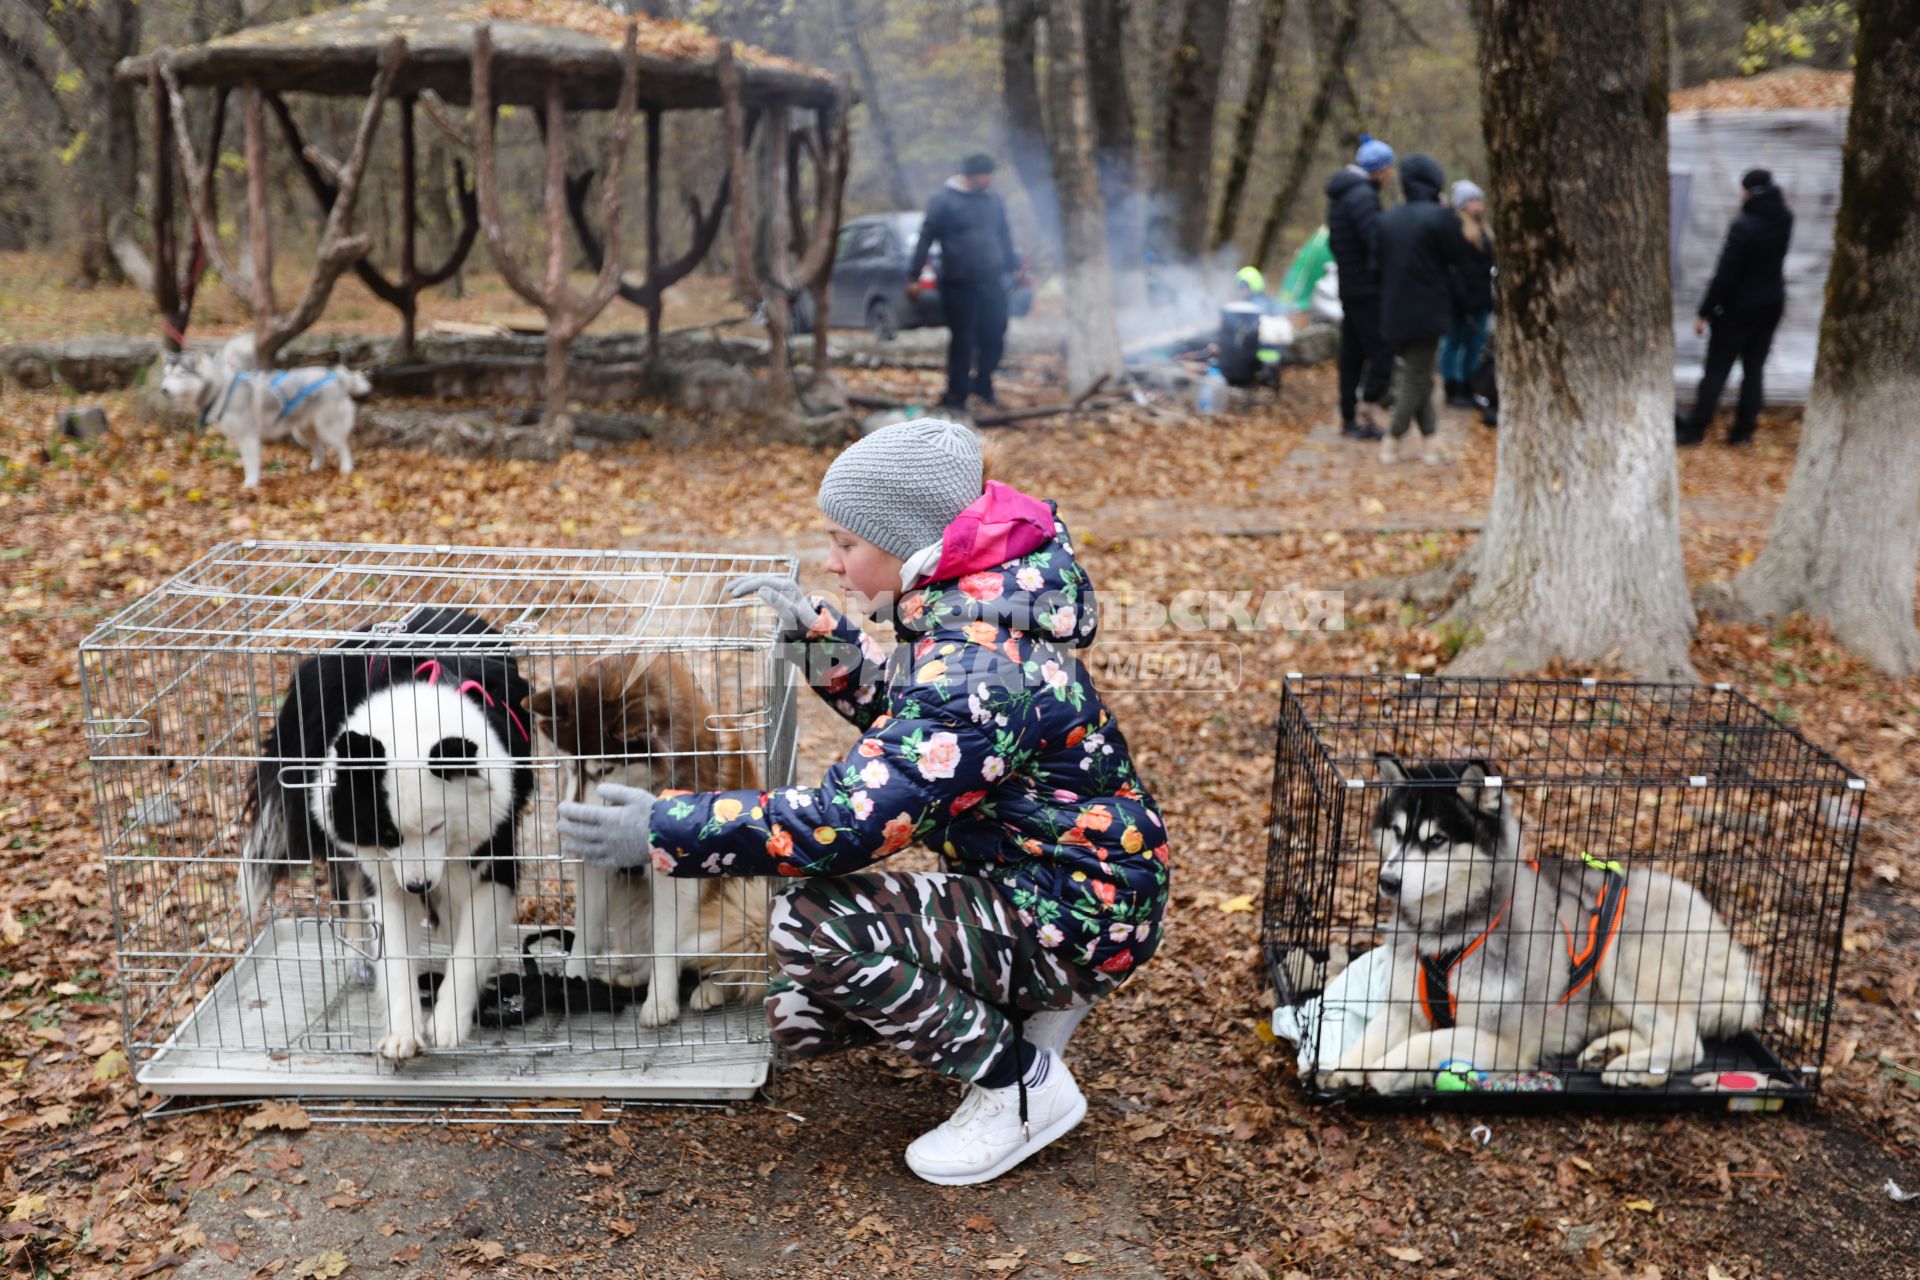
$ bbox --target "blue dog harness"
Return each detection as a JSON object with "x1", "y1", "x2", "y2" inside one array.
[{"x1": 200, "y1": 368, "x2": 339, "y2": 428}]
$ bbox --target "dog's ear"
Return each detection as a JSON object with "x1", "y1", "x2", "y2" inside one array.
[
  {"x1": 336, "y1": 730, "x2": 385, "y2": 762},
  {"x1": 1373, "y1": 752, "x2": 1407, "y2": 784},
  {"x1": 428, "y1": 736, "x2": 480, "y2": 780},
  {"x1": 526, "y1": 683, "x2": 562, "y2": 724},
  {"x1": 1456, "y1": 758, "x2": 1502, "y2": 813}
]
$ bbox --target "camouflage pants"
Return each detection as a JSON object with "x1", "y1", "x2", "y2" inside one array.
[{"x1": 766, "y1": 870, "x2": 1120, "y2": 1084}]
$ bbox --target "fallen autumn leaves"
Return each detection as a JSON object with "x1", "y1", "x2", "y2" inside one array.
[{"x1": 0, "y1": 365, "x2": 1915, "y2": 1278}]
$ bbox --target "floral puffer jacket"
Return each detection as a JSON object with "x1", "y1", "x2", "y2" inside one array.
[{"x1": 648, "y1": 483, "x2": 1170, "y2": 975}]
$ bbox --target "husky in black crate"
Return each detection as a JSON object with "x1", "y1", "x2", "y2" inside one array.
[
  {"x1": 240, "y1": 608, "x2": 534, "y2": 1060},
  {"x1": 1324, "y1": 755, "x2": 1764, "y2": 1094}
]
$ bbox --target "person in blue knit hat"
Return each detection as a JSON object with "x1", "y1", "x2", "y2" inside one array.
[{"x1": 1326, "y1": 134, "x2": 1397, "y2": 442}]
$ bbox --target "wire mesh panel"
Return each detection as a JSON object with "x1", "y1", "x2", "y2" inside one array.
[
  {"x1": 1263, "y1": 674, "x2": 1863, "y2": 1108},
  {"x1": 81, "y1": 541, "x2": 798, "y2": 1100}
]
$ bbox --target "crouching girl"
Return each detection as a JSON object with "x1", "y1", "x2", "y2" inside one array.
[{"x1": 560, "y1": 419, "x2": 1170, "y2": 1186}]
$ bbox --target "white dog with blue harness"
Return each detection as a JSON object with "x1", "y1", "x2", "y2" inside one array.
[{"x1": 160, "y1": 340, "x2": 372, "y2": 488}]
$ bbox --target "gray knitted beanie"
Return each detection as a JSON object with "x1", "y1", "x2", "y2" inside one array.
[{"x1": 817, "y1": 418, "x2": 983, "y2": 559}]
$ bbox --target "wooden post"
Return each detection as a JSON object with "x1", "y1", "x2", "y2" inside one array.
[
  {"x1": 244, "y1": 80, "x2": 276, "y2": 358},
  {"x1": 150, "y1": 65, "x2": 179, "y2": 350},
  {"x1": 807, "y1": 98, "x2": 851, "y2": 378},
  {"x1": 472, "y1": 23, "x2": 639, "y2": 444},
  {"x1": 718, "y1": 42, "x2": 757, "y2": 310},
  {"x1": 763, "y1": 104, "x2": 795, "y2": 405},
  {"x1": 399, "y1": 95, "x2": 418, "y2": 356},
  {"x1": 541, "y1": 72, "x2": 571, "y2": 433},
  {"x1": 644, "y1": 107, "x2": 662, "y2": 363}
]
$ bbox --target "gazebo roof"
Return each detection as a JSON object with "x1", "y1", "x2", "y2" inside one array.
[{"x1": 117, "y1": 0, "x2": 841, "y2": 112}]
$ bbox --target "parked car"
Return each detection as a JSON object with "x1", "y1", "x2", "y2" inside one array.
[{"x1": 792, "y1": 212, "x2": 1034, "y2": 341}]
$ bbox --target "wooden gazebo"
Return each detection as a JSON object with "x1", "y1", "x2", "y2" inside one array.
[{"x1": 117, "y1": 0, "x2": 850, "y2": 440}]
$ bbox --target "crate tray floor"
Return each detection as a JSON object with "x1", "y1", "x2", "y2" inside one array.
[{"x1": 136, "y1": 917, "x2": 771, "y2": 1100}]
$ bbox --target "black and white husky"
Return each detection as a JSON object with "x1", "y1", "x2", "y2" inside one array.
[
  {"x1": 160, "y1": 338, "x2": 370, "y2": 489},
  {"x1": 1324, "y1": 755, "x2": 1764, "y2": 1093},
  {"x1": 240, "y1": 608, "x2": 534, "y2": 1060}
]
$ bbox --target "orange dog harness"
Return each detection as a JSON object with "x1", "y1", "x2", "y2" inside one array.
[{"x1": 1416, "y1": 855, "x2": 1630, "y2": 1031}]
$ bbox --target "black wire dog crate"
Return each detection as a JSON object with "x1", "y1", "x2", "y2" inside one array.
[
  {"x1": 80, "y1": 541, "x2": 798, "y2": 1101},
  {"x1": 1264, "y1": 675, "x2": 1863, "y2": 1107}
]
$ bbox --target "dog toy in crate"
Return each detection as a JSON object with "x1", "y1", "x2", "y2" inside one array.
[
  {"x1": 1687, "y1": 1070, "x2": 1790, "y2": 1093},
  {"x1": 1433, "y1": 1060, "x2": 1564, "y2": 1093}
]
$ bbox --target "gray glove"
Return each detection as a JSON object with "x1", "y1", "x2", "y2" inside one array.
[
  {"x1": 724, "y1": 573, "x2": 820, "y2": 641},
  {"x1": 558, "y1": 782, "x2": 658, "y2": 871}
]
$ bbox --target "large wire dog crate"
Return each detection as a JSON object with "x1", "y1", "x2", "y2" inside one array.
[
  {"x1": 81, "y1": 542, "x2": 797, "y2": 1100},
  {"x1": 1264, "y1": 675, "x2": 1863, "y2": 1107}
]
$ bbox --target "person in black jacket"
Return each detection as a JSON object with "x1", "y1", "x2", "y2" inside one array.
[
  {"x1": 1439, "y1": 179, "x2": 1495, "y2": 409},
  {"x1": 909, "y1": 153, "x2": 1020, "y2": 412},
  {"x1": 1376, "y1": 154, "x2": 1467, "y2": 464},
  {"x1": 1325, "y1": 135, "x2": 1396, "y2": 441},
  {"x1": 1677, "y1": 169, "x2": 1793, "y2": 446}
]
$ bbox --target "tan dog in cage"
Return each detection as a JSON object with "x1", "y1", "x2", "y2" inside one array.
[
  {"x1": 531, "y1": 652, "x2": 772, "y2": 1027},
  {"x1": 1323, "y1": 756, "x2": 1765, "y2": 1093}
]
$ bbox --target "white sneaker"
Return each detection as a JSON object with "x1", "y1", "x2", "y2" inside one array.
[
  {"x1": 1023, "y1": 1005, "x2": 1093, "y2": 1059},
  {"x1": 1380, "y1": 434, "x2": 1401, "y2": 464},
  {"x1": 904, "y1": 1053, "x2": 1088, "y2": 1186},
  {"x1": 1420, "y1": 442, "x2": 1443, "y2": 465}
]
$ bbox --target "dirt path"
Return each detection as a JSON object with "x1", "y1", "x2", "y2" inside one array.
[{"x1": 177, "y1": 1076, "x2": 1167, "y2": 1280}]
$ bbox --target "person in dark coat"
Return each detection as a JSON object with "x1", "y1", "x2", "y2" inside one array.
[
  {"x1": 1325, "y1": 135, "x2": 1396, "y2": 441},
  {"x1": 1439, "y1": 179, "x2": 1495, "y2": 409},
  {"x1": 1677, "y1": 169, "x2": 1793, "y2": 446},
  {"x1": 909, "y1": 153, "x2": 1021, "y2": 413},
  {"x1": 1376, "y1": 154, "x2": 1467, "y2": 463}
]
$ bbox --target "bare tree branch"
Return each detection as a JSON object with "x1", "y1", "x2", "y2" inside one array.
[
  {"x1": 160, "y1": 50, "x2": 254, "y2": 302},
  {"x1": 1252, "y1": 0, "x2": 1362, "y2": 269},
  {"x1": 251, "y1": 37, "x2": 407, "y2": 364},
  {"x1": 470, "y1": 25, "x2": 545, "y2": 306},
  {"x1": 417, "y1": 89, "x2": 472, "y2": 150}
]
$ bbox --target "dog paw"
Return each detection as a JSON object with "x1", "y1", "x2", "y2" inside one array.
[
  {"x1": 378, "y1": 1030, "x2": 424, "y2": 1061},
  {"x1": 1364, "y1": 1068, "x2": 1422, "y2": 1095},
  {"x1": 608, "y1": 968, "x2": 645, "y2": 990},
  {"x1": 1322, "y1": 1067, "x2": 1368, "y2": 1091},
  {"x1": 688, "y1": 978, "x2": 727, "y2": 1012},
  {"x1": 1600, "y1": 1056, "x2": 1672, "y2": 1089},
  {"x1": 428, "y1": 1008, "x2": 467, "y2": 1051},
  {"x1": 1578, "y1": 1031, "x2": 1636, "y2": 1070},
  {"x1": 637, "y1": 991, "x2": 680, "y2": 1028}
]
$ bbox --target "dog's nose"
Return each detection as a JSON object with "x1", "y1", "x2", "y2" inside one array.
[
  {"x1": 1377, "y1": 874, "x2": 1402, "y2": 897},
  {"x1": 403, "y1": 879, "x2": 430, "y2": 896}
]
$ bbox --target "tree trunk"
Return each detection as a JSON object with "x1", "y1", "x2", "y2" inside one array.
[
  {"x1": 1045, "y1": 0, "x2": 1125, "y2": 395},
  {"x1": 1438, "y1": 0, "x2": 1695, "y2": 679},
  {"x1": 1085, "y1": 0, "x2": 1144, "y2": 306},
  {"x1": 1251, "y1": 0, "x2": 1359, "y2": 270},
  {"x1": 28, "y1": 0, "x2": 142, "y2": 284},
  {"x1": 1211, "y1": 0, "x2": 1287, "y2": 251},
  {"x1": 1705, "y1": 0, "x2": 1920, "y2": 676},
  {"x1": 1000, "y1": 0, "x2": 1061, "y2": 257},
  {"x1": 834, "y1": 0, "x2": 914, "y2": 211},
  {"x1": 1156, "y1": 0, "x2": 1228, "y2": 262}
]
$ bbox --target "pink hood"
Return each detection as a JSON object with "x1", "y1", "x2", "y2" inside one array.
[{"x1": 920, "y1": 481, "x2": 1055, "y2": 584}]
